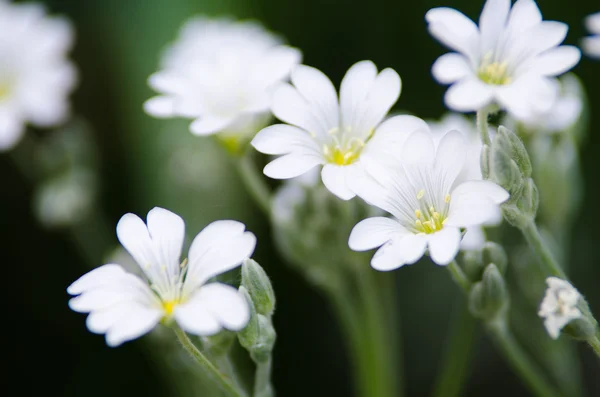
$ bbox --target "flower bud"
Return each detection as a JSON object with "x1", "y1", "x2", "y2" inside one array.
[
  {"x1": 205, "y1": 331, "x2": 236, "y2": 356},
  {"x1": 469, "y1": 264, "x2": 508, "y2": 321},
  {"x1": 516, "y1": 178, "x2": 539, "y2": 219},
  {"x1": 498, "y1": 126, "x2": 532, "y2": 178},
  {"x1": 242, "y1": 259, "x2": 276, "y2": 316},
  {"x1": 250, "y1": 315, "x2": 277, "y2": 363},
  {"x1": 490, "y1": 147, "x2": 521, "y2": 192},
  {"x1": 461, "y1": 250, "x2": 484, "y2": 282},
  {"x1": 482, "y1": 242, "x2": 508, "y2": 274},
  {"x1": 237, "y1": 287, "x2": 260, "y2": 350}
]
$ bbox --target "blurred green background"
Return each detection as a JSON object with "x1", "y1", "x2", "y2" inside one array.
[{"x1": 3, "y1": 0, "x2": 600, "y2": 396}]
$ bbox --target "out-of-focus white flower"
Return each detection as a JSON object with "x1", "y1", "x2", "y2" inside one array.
[
  {"x1": 539, "y1": 277, "x2": 582, "y2": 339},
  {"x1": 519, "y1": 74, "x2": 582, "y2": 134},
  {"x1": 0, "y1": 1, "x2": 76, "y2": 150},
  {"x1": 582, "y1": 12, "x2": 600, "y2": 58},
  {"x1": 145, "y1": 18, "x2": 301, "y2": 140},
  {"x1": 68, "y1": 208, "x2": 255, "y2": 347},
  {"x1": 426, "y1": 0, "x2": 580, "y2": 120},
  {"x1": 349, "y1": 129, "x2": 509, "y2": 270},
  {"x1": 252, "y1": 60, "x2": 415, "y2": 200}
]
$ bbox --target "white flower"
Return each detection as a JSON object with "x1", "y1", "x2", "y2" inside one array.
[
  {"x1": 144, "y1": 18, "x2": 301, "y2": 139},
  {"x1": 426, "y1": 0, "x2": 580, "y2": 120},
  {"x1": 252, "y1": 60, "x2": 408, "y2": 200},
  {"x1": 0, "y1": 1, "x2": 76, "y2": 150},
  {"x1": 538, "y1": 277, "x2": 582, "y2": 339},
  {"x1": 349, "y1": 128, "x2": 509, "y2": 270},
  {"x1": 582, "y1": 12, "x2": 600, "y2": 58},
  {"x1": 68, "y1": 207, "x2": 255, "y2": 347},
  {"x1": 518, "y1": 74, "x2": 582, "y2": 134}
]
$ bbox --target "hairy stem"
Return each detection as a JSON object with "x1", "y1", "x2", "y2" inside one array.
[
  {"x1": 236, "y1": 150, "x2": 272, "y2": 215},
  {"x1": 477, "y1": 109, "x2": 492, "y2": 146},
  {"x1": 173, "y1": 326, "x2": 247, "y2": 397},
  {"x1": 520, "y1": 219, "x2": 566, "y2": 279},
  {"x1": 253, "y1": 357, "x2": 274, "y2": 397}
]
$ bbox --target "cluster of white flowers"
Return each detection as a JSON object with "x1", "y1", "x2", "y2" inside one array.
[
  {"x1": 583, "y1": 13, "x2": 600, "y2": 58},
  {"x1": 144, "y1": 18, "x2": 301, "y2": 140},
  {"x1": 0, "y1": 1, "x2": 76, "y2": 150},
  {"x1": 427, "y1": 0, "x2": 580, "y2": 121},
  {"x1": 538, "y1": 277, "x2": 582, "y2": 339},
  {"x1": 68, "y1": 208, "x2": 255, "y2": 346}
]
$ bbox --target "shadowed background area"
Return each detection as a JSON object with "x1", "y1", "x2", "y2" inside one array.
[{"x1": 3, "y1": 0, "x2": 600, "y2": 396}]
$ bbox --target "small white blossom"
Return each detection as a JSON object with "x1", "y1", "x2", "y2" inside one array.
[
  {"x1": 145, "y1": 18, "x2": 301, "y2": 139},
  {"x1": 349, "y1": 128, "x2": 509, "y2": 270},
  {"x1": 582, "y1": 13, "x2": 600, "y2": 58},
  {"x1": 539, "y1": 277, "x2": 582, "y2": 339},
  {"x1": 68, "y1": 208, "x2": 255, "y2": 347},
  {"x1": 252, "y1": 60, "x2": 412, "y2": 200},
  {"x1": 518, "y1": 74, "x2": 582, "y2": 134},
  {"x1": 0, "y1": 1, "x2": 76, "y2": 150},
  {"x1": 427, "y1": 0, "x2": 580, "y2": 120}
]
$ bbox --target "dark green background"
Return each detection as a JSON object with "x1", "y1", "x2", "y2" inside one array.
[{"x1": 3, "y1": 0, "x2": 600, "y2": 396}]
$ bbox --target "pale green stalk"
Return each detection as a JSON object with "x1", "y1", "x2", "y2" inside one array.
[
  {"x1": 236, "y1": 150, "x2": 272, "y2": 215},
  {"x1": 173, "y1": 326, "x2": 247, "y2": 397},
  {"x1": 477, "y1": 109, "x2": 492, "y2": 146},
  {"x1": 520, "y1": 219, "x2": 566, "y2": 279},
  {"x1": 253, "y1": 358, "x2": 274, "y2": 397}
]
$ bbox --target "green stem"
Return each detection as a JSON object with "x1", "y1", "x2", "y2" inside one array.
[
  {"x1": 477, "y1": 109, "x2": 491, "y2": 146},
  {"x1": 586, "y1": 335, "x2": 600, "y2": 359},
  {"x1": 488, "y1": 320, "x2": 561, "y2": 397},
  {"x1": 432, "y1": 305, "x2": 478, "y2": 397},
  {"x1": 448, "y1": 260, "x2": 470, "y2": 293},
  {"x1": 236, "y1": 151, "x2": 272, "y2": 215},
  {"x1": 353, "y1": 267, "x2": 400, "y2": 397},
  {"x1": 254, "y1": 358, "x2": 274, "y2": 397},
  {"x1": 520, "y1": 219, "x2": 566, "y2": 279},
  {"x1": 213, "y1": 353, "x2": 247, "y2": 396},
  {"x1": 173, "y1": 326, "x2": 247, "y2": 397}
]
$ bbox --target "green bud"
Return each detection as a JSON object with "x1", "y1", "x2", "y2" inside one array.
[
  {"x1": 461, "y1": 250, "x2": 485, "y2": 282},
  {"x1": 242, "y1": 259, "x2": 276, "y2": 316},
  {"x1": 237, "y1": 287, "x2": 260, "y2": 350},
  {"x1": 498, "y1": 126, "x2": 532, "y2": 177},
  {"x1": 205, "y1": 331, "x2": 236, "y2": 356},
  {"x1": 501, "y1": 203, "x2": 529, "y2": 228},
  {"x1": 250, "y1": 315, "x2": 277, "y2": 363},
  {"x1": 468, "y1": 264, "x2": 507, "y2": 321},
  {"x1": 562, "y1": 317, "x2": 597, "y2": 341},
  {"x1": 516, "y1": 178, "x2": 539, "y2": 219},
  {"x1": 482, "y1": 242, "x2": 508, "y2": 274}
]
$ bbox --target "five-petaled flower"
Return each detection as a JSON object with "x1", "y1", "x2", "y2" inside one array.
[
  {"x1": 252, "y1": 60, "x2": 408, "y2": 200},
  {"x1": 0, "y1": 1, "x2": 76, "y2": 151},
  {"x1": 68, "y1": 208, "x2": 255, "y2": 347},
  {"x1": 349, "y1": 127, "x2": 509, "y2": 270},
  {"x1": 426, "y1": 0, "x2": 580, "y2": 120},
  {"x1": 582, "y1": 12, "x2": 600, "y2": 58},
  {"x1": 539, "y1": 277, "x2": 582, "y2": 339},
  {"x1": 144, "y1": 18, "x2": 301, "y2": 142}
]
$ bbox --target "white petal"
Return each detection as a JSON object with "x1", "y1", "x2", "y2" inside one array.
[
  {"x1": 434, "y1": 130, "x2": 468, "y2": 192},
  {"x1": 174, "y1": 303, "x2": 221, "y2": 336},
  {"x1": 190, "y1": 115, "x2": 235, "y2": 136},
  {"x1": 362, "y1": 115, "x2": 429, "y2": 162},
  {"x1": 339, "y1": 60, "x2": 379, "y2": 131},
  {"x1": 445, "y1": 78, "x2": 494, "y2": 112},
  {"x1": 402, "y1": 130, "x2": 436, "y2": 167},
  {"x1": 253, "y1": 46, "x2": 302, "y2": 87},
  {"x1": 116, "y1": 213, "x2": 158, "y2": 275},
  {"x1": 0, "y1": 111, "x2": 24, "y2": 151},
  {"x1": 460, "y1": 227, "x2": 486, "y2": 251},
  {"x1": 371, "y1": 239, "x2": 407, "y2": 271},
  {"x1": 148, "y1": 72, "x2": 185, "y2": 94},
  {"x1": 479, "y1": 0, "x2": 510, "y2": 53},
  {"x1": 451, "y1": 180, "x2": 510, "y2": 204},
  {"x1": 144, "y1": 96, "x2": 177, "y2": 118},
  {"x1": 185, "y1": 220, "x2": 256, "y2": 291},
  {"x1": 531, "y1": 46, "x2": 581, "y2": 77},
  {"x1": 290, "y1": 65, "x2": 339, "y2": 130},
  {"x1": 105, "y1": 305, "x2": 162, "y2": 347},
  {"x1": 397, "y1": 234, "x2": 428, "y2": 264},
  {"x1": 67, "y1": 264, "x2": 127, "y2": 295},
  {"x1": 263, "y1": 153, "x2": 323, "y2": 179},
  {"x1": 348, "y1": 164, "x2": 401, "y2": 219},
  {"x1": 321, "y1": 164, "x2": 355, "y2": 200},
  {"x1": 348, "y1": 217, "x2": 407, "y2": 251},
  {"x1": 427, "y1": 227, "x2": 461, "y2": 265},
  {"x1": 251, "y1": 124, "x2": 319, "y2": 155},
  {"x1": 585, "y1": 13, "x2": 600, "y2": 34},
  {"x1": 425, "y1": 8, "x2": 479, "y2": 61},
  {"x1": 496, "y1": 76, "x2": 557, "y2": 120},
  {"x1": 271, "y1": 83, "x2": 328, "y2": 137},
  {"x1": 582, "y1": 36, "x2": 600, "y2": 58},
  {"x1": 507, "y1": 0, "x2": 541, "y2": 35},
  {"x1": 432, "y1": 53, "x2": 472, "y2": 84},
  {"x1": 354, "y1": 67, "x2": 402, "y2": 136},
  {"x1": 146, "y1": 207, "x2": 185, "y2": 278},
  {"x1": 192, "y1": 283, "x2": 249, "y2": 330}
]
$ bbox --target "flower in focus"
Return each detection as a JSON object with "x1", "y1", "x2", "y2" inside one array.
[
  {"x1": 252, "y1": 60, "x2": 413, "y2": 200},
  {"x1": 349, "y1": 129, "x2": 509, "y2": 270},
  {"x1": 426, "y1": 0, "x2": 580, "y2": 120},
  {"x1": 68, "y1": 207, "x2": 255, "y2": 346},
  {"x1": 144, "y1": 18, "x2": 301, "y2": 144},
  {"x1": 517, "y1": 74, "x2": 582, "y2": 134},
  {"x1": 0, "y1": 1, "x2": 76, "y2": 150},
  {"x1": 582, "y1": 12, "x2": 600, "y2": 58},
  {"x1": 539, "y1": 277, "x2": 582, "y2": 339}
]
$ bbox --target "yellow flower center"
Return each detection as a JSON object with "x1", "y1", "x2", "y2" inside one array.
[
  {"x1": 0, "y1": 81, "x2": 10, "y2": 101},
  {"x1": 413, "y1": 190, "x2": 451, "y2": 234},
  {"x1": 322, "y1": 127, "x2": 372, "y2": 166},
  {"x1": 478, "y1": 55, "x2": 512, "y2": 86},
  {"x1": 163, "y1": 300, "x2": 179, "y2": 316}
]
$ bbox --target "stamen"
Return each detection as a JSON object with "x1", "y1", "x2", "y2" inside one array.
[
  {"x1": 445, "y1": 194, "x2": 451, "y2": 203},
  {"x1": 417, "y1": 190, "x2": 425, "y2": 200},
  {"x1": 415, "y1": 209, "x2": 421, "y2": 218}
]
